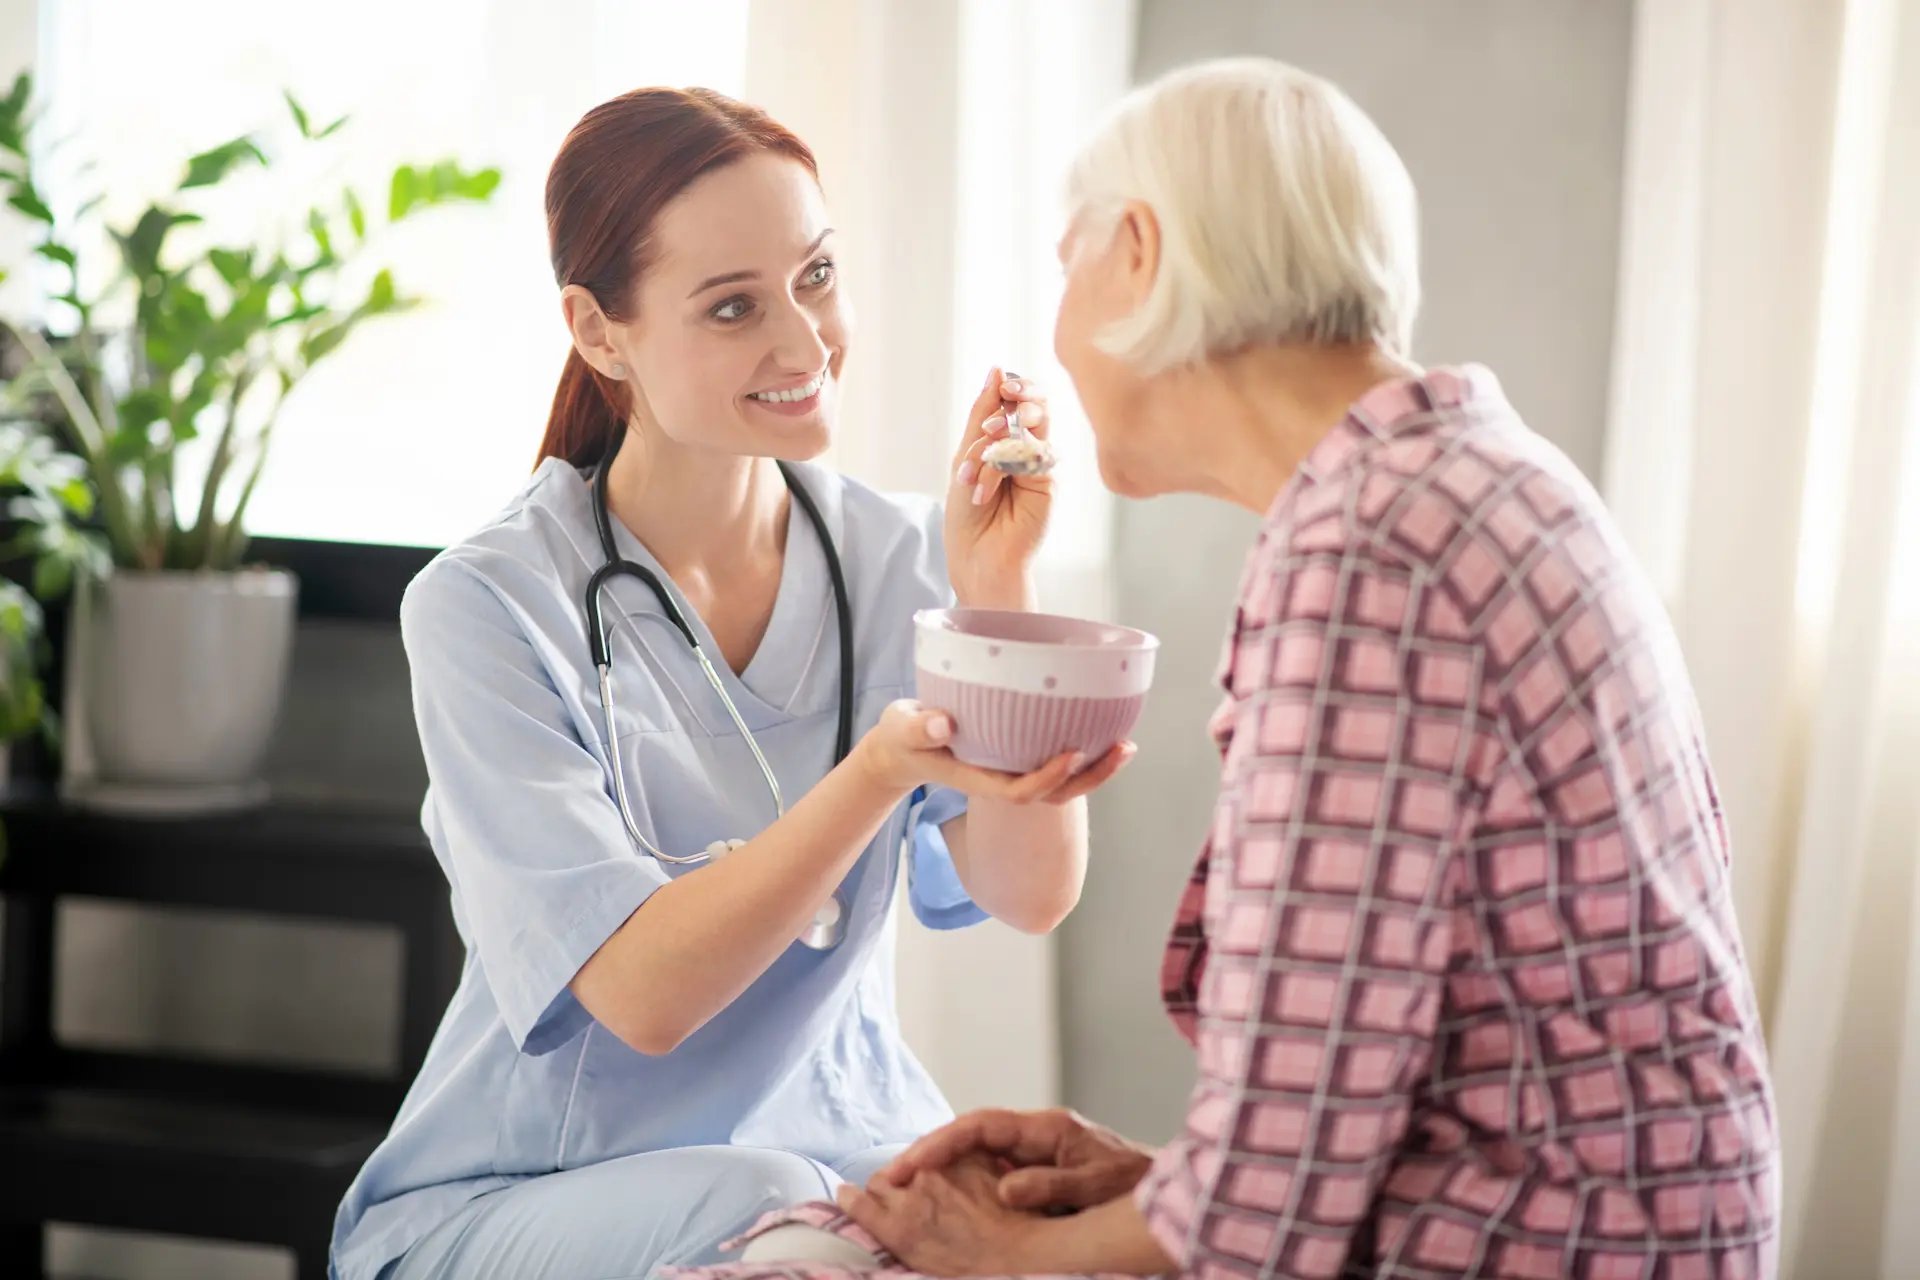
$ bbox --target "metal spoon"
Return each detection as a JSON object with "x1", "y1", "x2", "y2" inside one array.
[{"x1": 983, "y1": 371, "x2": 1056, "y2": 476}]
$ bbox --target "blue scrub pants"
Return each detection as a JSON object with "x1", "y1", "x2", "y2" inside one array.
[{"x1": 383, "y1": 1144, "x2": 900, "y2": 1279}]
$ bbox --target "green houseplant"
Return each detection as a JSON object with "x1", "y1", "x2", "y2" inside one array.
[{"x1": 0, "y1": 72, "x2": 499, "y2": 806}]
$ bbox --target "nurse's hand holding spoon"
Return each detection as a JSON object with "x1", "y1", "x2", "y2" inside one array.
[{"x1": 945, "y1": 366, "x2": 1056, "y2": 614}]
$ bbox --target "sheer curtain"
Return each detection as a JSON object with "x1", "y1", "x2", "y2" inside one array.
[
  {"x1": 743, "y1": 0, "x2": 1136, "y2": 1113},
  {"x1": 1604, "y1": 1, "x2": 1920, "y2": 1274}
]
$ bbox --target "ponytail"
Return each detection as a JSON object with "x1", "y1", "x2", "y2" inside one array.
[{"x1": 537, "y1": 347, "x2": 626, "y2": 469}]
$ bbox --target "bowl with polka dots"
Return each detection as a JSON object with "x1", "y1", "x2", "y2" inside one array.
[{"x1": 913, "y1": 608, "x2": 1158, "y2": 774}]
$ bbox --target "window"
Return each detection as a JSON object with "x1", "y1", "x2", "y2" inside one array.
[{"x1": 35, "y1": 0, "x2": 749, "y2": 546}]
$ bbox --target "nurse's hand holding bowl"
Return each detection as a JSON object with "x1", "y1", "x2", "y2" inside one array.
[{"x1": 327, "y1": 87, "x2": 1133, "y2": 1280}]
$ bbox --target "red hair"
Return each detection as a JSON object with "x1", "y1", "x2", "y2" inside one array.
[{"x1": 538, "y1": 87, "x2": 819, "y2": 469}]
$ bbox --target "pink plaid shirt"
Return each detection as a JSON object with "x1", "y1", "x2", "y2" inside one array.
[{"x1": 1135, "y1": 366, "x2": 1779, "y2": 1279}]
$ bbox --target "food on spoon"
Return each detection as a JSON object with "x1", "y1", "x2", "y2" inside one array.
[{"x1": 984, "y1": 433, "x2": 1055, "y2": 475}]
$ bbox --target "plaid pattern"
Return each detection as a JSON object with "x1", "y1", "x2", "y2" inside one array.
[
  {"x1": 1136, "y1": 366, "x2": 1778, "y2": 1278},
  {"x1": 660, "y1": 367, "x2": 1780, "y2": 1280}
]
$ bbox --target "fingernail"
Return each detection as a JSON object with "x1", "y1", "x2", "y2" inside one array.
[
  {"x1": 927, "y1": 714, "x2": 952, "y2": 743},
  {"x1": 1002, "y1": 378, "x2": 1022, "y2": 395},
  {"x1": 1016, "y1": 401, "x2": 1044, "y2": 428},
  {"x1": 972, "y1": 480, "x2": 989, "y2": 505},
  {"x1": 983, "y1": 413, "x2": 1008, "y2": 435},
  {"x1": 958, "y1": 459, "x2": 979, "y2": 486},
  {"x1": 984, "y1": 366, "x2": 999, "y2": 390},
  {"x1": 1068, "y1": 752, "x2": 1087, "y2": 772}
]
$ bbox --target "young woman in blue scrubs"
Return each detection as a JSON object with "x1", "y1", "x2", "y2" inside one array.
[{"x1": 327, "y1": 87, "x2": 1132, "y2": 1280}]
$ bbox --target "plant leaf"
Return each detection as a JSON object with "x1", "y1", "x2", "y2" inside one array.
[
  {"x1": 117, "y1": 387, "x2": 170, "y2": 432},
  {"x1": 106, "y1": 420, "x2": 154, "y2": 465},
  {"x1": 283, "y1": 89, "x2": 312, "y2": 139},
  {"x1": 0, "y1": 71, "x2": 29, "y2": 156},
  {"x1": 386, "y1": 159, "x2": 500, "y2": 220},
  {"x1": 307, "y1": 208, "x2": 334, "y2": 262},
  {"x1": 462, "y1": 168, "x2": 503, "y2": 201},
  {"x1": 388, "y1": 164, "x2": 417, "y2": 221},
  {"x1": 180, "y1": 135, "x2": 267, "y2": 189},
  {"x1": 301, "y1": 322, "x2": 350, "y2": 365},
  {"x1": 366, "y1": 267, "x2": 396, "y2": 313},
  {"x1": 344, "y1": 187, "x2": 366, "y2": 241},
  {"x1": 7, "y1": 188, "x2": 52, "y2": 223},
  {"x1": 53, "y1": 476, "x2": 92, "y2": 516},
  {"x1": 316, "y1": 113, "x2": 349, "y2": 140},
  {"x1": 115, "y1": 206, "x2": 204, "y2": 279},
  {"x1": 209, "y1": 246, "x2": 251, "y2": 287},
  {"x1": 32, "y1": 555, "x2": 68, "y2": 600},
  {"x1": 34, "y1": 241, "x2": 76, "y2": 268},
  {"x1": 268, "y1": 302, "x2": 325, "y2": 329}
]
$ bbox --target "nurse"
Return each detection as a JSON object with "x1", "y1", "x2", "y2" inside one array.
[{"x1": 328, "y1": 86, "x2": 1132, "y2": 1280}]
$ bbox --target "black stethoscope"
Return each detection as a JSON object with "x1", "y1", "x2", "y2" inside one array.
[{"x1": 586, "y1": 444, "x2": 856, "y2": 950}]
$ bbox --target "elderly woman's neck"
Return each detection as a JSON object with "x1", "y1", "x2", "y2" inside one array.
[{"x1": 1179, "y1": 343, "x2": 1421, "y2": 514}]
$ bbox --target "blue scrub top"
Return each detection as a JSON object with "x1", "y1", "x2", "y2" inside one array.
[{"x1": 329, "y1": 458, "x2": 982, "y2": 1279}]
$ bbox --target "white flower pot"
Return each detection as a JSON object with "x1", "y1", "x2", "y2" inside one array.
[{"x1": 82, "y1": 569, "x2": 297, "y2": 792}]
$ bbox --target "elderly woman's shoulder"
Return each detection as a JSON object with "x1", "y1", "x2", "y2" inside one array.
[{"x1": 1286, "y1": 413, "x2": 1608, "y2": 577}]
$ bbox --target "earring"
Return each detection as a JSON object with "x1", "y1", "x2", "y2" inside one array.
[{"x1": 609, "y1": 363, "x2": 628, "y2": 379}]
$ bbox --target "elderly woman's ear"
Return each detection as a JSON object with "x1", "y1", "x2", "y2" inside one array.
[{"x1": 1109, "y1": 200, "x2": 1161, "y2": 308}]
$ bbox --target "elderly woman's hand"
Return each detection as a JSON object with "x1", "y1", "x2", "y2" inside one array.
[
  {"x1": 880, "y1": 1107, "x2": 1156, "y2": 1212},
  {"x1": 837, "y1": 1153, "x2": 1044, "y2": 1276},
  {"x1": 945, "y1": 367, "x2": 1052, "y2": 611}
]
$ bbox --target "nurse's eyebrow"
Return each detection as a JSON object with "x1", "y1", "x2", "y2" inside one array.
[{"x1": 687, "y1": 229, "x2": 835, "y2": 298}]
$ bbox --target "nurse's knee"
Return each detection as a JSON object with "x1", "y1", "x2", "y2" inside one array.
[{"x1": 722, "y1": 1147, "x2": 838, "y2": 1210}]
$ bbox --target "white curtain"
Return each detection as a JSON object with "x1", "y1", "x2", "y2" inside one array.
[
  {"x1": 743, "y1": 0, "x2": 1136, "y2": 1114},
  {"x1": 1604, "y1": 1, "x2": 1920, "y2": 1275}
]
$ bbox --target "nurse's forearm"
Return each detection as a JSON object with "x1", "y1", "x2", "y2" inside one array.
[
  {"x1": 942, "y1": 797, "x2": 1086, "y2": 933},
  {"x1": 943, "y1": 572, "x2": 1086, "y2": 931},
  {"x1": 572, "y1": 756, "x2": 908, "y2": 1055}
]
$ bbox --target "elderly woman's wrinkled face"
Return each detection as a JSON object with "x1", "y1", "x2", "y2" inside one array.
[{"x1": 1052, "y1": 211, "x2": 1161, "y2": 498}]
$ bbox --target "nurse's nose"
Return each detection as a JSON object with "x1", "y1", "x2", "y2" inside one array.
[{"x1": 765, "y1": 297, "x2": 831, "y2": 374}]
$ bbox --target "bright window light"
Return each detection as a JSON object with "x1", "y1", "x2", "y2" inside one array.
[{"x1": 36, "y1": 0, "x2": 748, "y2": 548}]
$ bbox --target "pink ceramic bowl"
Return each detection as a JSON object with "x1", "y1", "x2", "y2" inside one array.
[{"x1": 913, "y1": 608, "x2": 1159, "y2": 774}]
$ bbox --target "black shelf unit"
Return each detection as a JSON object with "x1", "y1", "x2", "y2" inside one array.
[{"x1": 0, "y1": 535, "x2": 450, "y2": 1278}]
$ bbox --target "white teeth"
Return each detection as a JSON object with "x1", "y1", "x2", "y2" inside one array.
[{"x1": 749, "y1": 373, "x2": 826, "y2": 404}]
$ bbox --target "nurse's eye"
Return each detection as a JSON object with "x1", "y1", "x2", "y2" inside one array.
[
  {"x1": 710, "y1": 295, "x2": 754, "y2": 323},
  {"x1": 803, "y1": 258, "x2": 837, "y2": 289}
]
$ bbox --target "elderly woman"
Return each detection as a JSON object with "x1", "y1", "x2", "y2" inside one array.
[{"x1": 669, "y1": 56, "x2": 1780, "y2": 1280}]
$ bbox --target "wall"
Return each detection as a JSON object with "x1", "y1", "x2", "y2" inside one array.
[{"x1": 1063, "y1": 0, "x2": 1636, "y2": 1140}]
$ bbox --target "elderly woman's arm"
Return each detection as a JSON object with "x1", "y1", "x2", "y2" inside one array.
[{"x1": 1128, "y1": 536, "x2": 1472, "y2": 1276}]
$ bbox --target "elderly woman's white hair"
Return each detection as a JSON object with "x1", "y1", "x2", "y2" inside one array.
[{"x1": 1066, "y1": 57, "x2": 1420, "y2": 372}]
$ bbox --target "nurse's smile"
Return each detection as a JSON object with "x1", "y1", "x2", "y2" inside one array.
[{"x1": 744, "y1": 369, "x2": 831, "y2": 418}]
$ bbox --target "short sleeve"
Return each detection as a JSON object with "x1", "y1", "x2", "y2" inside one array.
[
  {"x1": 905, "y1": 784, "x2": 984, "y2": 930},
  {"x1": 402, "y1": 561, "x2": 667, "y2": 1055}
]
